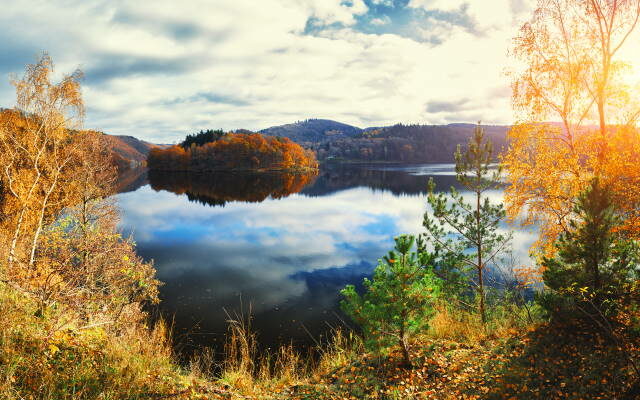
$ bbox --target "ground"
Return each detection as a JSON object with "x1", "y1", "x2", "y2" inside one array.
[{"x1": 280, "y1": 324, "x2": 640, "y2": 400}]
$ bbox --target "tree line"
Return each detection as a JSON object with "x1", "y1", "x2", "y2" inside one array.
[{"x1": 312, "y1": 124, "x2": 509, "y2": 163}]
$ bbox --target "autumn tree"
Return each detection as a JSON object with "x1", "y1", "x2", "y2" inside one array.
[
  {"x1": 0, "y1": 54, "x2": 159, "y2": 326},
  {"x1": 148, "y1": 132, "x2": 319, "y2": 172},
  {"x1": 505, "y1": 0, "x2": 640, "y2": 255},
  {"x1": 0, "y1": 54, "x2": 84, "y2": 272},
  {"x1": 423, "y1": 124, "x2": 511, "y2": 324},
  {"x1": 341, "y1": 235, "x2": 441, "y2": 368}
]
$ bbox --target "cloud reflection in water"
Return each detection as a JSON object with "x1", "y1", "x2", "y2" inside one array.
[{"x1": 116, "y1": 164, "x2": 537, "y2": 353}]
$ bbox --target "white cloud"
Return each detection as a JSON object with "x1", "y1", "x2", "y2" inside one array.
[
  {"x1": 370, "y1": 16, "x2": 391, "y2": 26},
  {"x1": 370, "y1": 0, "x2": 394, "y2": 6},
  {"x1": 293, "y1": 0, "x2": 368, "y2": 26},
  {"x1": 408, "y1": 0, "x2": 534, "y2": 32}
]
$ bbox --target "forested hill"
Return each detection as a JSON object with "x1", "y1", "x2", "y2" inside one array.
[
  {"x1": 321, "y1": 123, "x2": 510, "y2": 163},
  {"x1": 259, "y1": 119, "x2": 510, "y2": 163},
  {"x1": 259, "y1": 119, "x2": 363, "y2": 142}
]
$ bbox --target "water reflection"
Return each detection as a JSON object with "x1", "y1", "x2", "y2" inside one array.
[
  {"x1": 148, "y1": 170, "x2": 318, "y2": 207},
  {"x1": 116, "y1": 164, "x2": 537, "y2": 355},
  {"x1": 301, "y1": 163, "x2": 460, "y2": 197}
]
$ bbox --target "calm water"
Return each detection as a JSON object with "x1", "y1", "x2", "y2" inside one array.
[{"x1": 116, "y1": 164, "x2": 536, "y2": 356}]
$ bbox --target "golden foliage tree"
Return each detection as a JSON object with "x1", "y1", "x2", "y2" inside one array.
[
  {"x1": 0, "y1": 54, "x2": 84, "y2": 269},
  {"x1": 505, "y1": 0, "x2": 640, "y2": 256},
  {"x1": 0, "y1": 54, "x2": 159, "y2": 327}
]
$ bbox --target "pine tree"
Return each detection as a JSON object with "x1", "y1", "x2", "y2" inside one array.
[
  {"x1": 423, "y1": 123, "x2": 511, "y2": 325},
  {"x1": 340, "y1": 235, "x2": 442, "y2": 368},
  {"x1": 540, "y1": 179, "x2": 640, "y2": 319}
]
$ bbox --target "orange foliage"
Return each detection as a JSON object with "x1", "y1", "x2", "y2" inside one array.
[
  {"x1": 504, "y1": 123, "x2": 640, "y2": 255},
  {"x1": 147, "y1": 133, "x2": 319, "y2": 172},
  {"x1": 0, "y1": 54, "x2": 85, "y2": 269},
  {"x1": 505, "y1": 0, "x2": 640, "y2": 258}
]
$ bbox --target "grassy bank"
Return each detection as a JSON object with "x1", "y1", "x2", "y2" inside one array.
[{"x1": 2, "y1": 277, "x2": 639, "y2": 400}]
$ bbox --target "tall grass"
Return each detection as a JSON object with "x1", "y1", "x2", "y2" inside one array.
[
  {"x1": 214, "y1": 306, "x2": 363, "y2": 396},
  {"x1": 429, "y1": 300, "x2": 540, "y2": 344},
  {"x1": 0, "y1": 278, "x2": 364, "y2": 400}
]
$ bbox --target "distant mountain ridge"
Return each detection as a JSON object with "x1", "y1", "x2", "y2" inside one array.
[
  {"x1": 107, "y1": 119, "x2": 511, "y2": 166},
  {"x1": 258, "y1": 119, "x2": 510, "y2": 163},
  {"x1": 258, "y1": 119, "x2": 363, "y2": 142}
]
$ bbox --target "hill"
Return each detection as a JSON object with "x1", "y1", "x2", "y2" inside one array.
[
  {"x1": 103, "y1": 134, "x2": 166, "y2": 170},
  {"x1": 104, "y1": 120, "x2": 511, "y2": 167},
  {"x1": 259, "y1": 120, "x2": 510, "y2": 163},
  {"x1": 259, "y1": 118, "x2": 362, "y2": 143}
]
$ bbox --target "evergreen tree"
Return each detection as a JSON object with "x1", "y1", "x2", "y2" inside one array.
[
  {"x1": 180, "y1": 129, "x2": 226, "y2": 149},
  {"x1": 340, "y1": 235, "x2": 442, "y2": 368},
  {"x1": 539, "y1": 179, "x2": 640, "y2": 320},
  {"x1": 423, "y1": 123, "x2": 511, "y2": 324}
]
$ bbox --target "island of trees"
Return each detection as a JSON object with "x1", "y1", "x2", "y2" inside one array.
[{"x1": 147, "y1": 130, "x2": 319, "y2": 172}]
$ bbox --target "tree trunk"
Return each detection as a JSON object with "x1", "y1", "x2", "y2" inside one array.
[
  {"x1": 8, "y1": 171, "x2": 43, "y2": 267},
  {"x1": 478, "y1": 265, "x2": 486, "y2": 326},
  {"x1": 29, "y1": 172, "x2": 59, "y2": 267},
  {"x1": 476, "y1": 186, "x2": 486, "y2": 325},
  {"x1": 399, "y1": 309, "x2": 412, "y2": 369},
  {"x1": 399, "y1": 337, "x2": 412, "y2": 369},
  {"x1": 8, "y1": 208, "x2": 26, "y2": 267}
]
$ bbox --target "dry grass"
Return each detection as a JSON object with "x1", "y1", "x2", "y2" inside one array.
[
  {"x1": 314, "y1": 329, "x2": 364, "y2": 375},
  {"x1": 0, "y1": 279, "x2": 364, "y2": 400},
  {"x1": 215, "y1": 307, "x2": 364, "y2": 398},
  {"x1": 429, "y1": 302, "x2": 533, "y2": 345},
  {"x1": 429, "y1": 305, "x2": 487, "y2": 342},
  {"x1": 0, "y1": 282, "x2": 216, "y2": 400},
  {"x1": 218, "y1": 308, "x2": 308, "y2": 396}
]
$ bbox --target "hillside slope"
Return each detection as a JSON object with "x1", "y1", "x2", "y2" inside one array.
[{"x1": 103, "y1": 134, "x2": 166, "y2": 169}]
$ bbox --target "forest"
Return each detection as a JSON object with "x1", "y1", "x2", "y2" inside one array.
[
  {"x1": 258, "y1": 119, "x2": 510, "y2": 163},
  {"x1": 311, "y1": 124, "x2": 509, "y2": 163},
  {"x1": 147, "y1": 131, "x2": 319, "y2": 172},
  {"x1": 2, "y1": 0, "x2": 640, "y2": 399}
]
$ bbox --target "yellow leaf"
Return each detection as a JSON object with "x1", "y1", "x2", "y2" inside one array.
[{"x1": 48, "y1": 344, "x2": 60, "y2": 355}]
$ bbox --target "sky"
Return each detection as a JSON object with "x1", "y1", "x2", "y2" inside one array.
[{"x1": 0, "y1": 0, "x2": 537, "y2": 143}]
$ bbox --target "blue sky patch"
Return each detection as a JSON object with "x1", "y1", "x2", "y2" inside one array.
[{"x1": 304, "y1": 0, "x2": 479, "y2": 45}]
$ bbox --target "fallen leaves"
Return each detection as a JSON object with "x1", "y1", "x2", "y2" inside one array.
[{"x1": 283, "y1": 322, "x2": 640, "y2": 400}]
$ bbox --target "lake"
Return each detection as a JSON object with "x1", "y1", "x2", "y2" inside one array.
[{"x1": 116, "y1": 163, "x2": 536, "y2": 357}]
